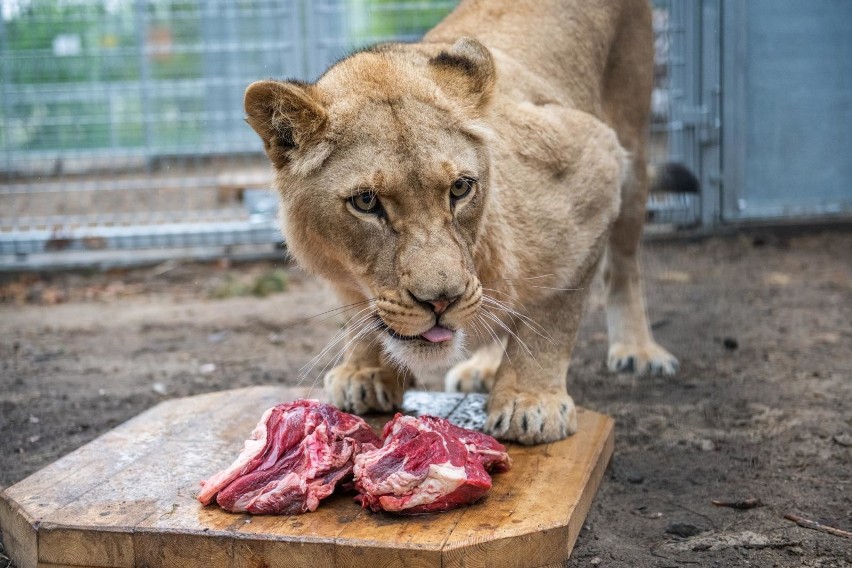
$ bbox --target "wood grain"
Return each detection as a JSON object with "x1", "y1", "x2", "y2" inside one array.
[
  {"x1": 441, "y1": 409, "x2": 614, "y2": 568},
  {"x1": 0, "y1": 492, "x2": 38, "y2": 568},
  {"x1": 0, "y1": 387, "x2": 613, "y2": 568}
]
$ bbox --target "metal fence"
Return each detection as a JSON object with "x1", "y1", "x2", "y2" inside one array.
[{"x1": 0, "y1": 0, "x2": 702, "y2": 269}]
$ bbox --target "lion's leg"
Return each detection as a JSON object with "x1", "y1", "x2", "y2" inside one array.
[
  {"x1": 604, "y1": 162, "x2": 678, "y2": 376},
  {"x1": 323, "y1": 292, "x2": 410, "y2": 414},
  {"x1": 483, "y1": 287, "x2": 591, "y2": 445},
  {"x1": 600, "y1": 0, "x2": 677, "y2": 376},
  {"x1": 444, "y1": 340, "x2": 504, "y2": 393}
]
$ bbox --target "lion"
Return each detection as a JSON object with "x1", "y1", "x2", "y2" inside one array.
[{"x1": 244, "y1": 0, "x2": 678, "y2": 444}]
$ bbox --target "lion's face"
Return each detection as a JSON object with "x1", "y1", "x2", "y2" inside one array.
[
  {"x1": 286, "y1": 97, "x2": 489, "y2": 368},
  {"x1": 245, "y1": 41, "x2": 497, "y2": 369}
]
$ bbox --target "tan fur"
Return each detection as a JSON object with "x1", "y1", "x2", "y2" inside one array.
[{"x1": 244, "y1": 0, "x2": 677, "y2": 444}]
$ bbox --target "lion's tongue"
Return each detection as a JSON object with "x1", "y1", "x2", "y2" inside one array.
[{"x1": 421, "y1": 326, "x2": 454, "y2": 343}]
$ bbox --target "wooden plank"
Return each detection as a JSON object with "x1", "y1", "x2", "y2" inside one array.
[
  {"x1": 1, "y1": 387, "x2": 613, "y2": 568},
  {"x1": 38, "y1": 528, "x2": 134, "y2": 568},
  {"x1": 441, "y1": 409, "x2": 615, "y2": 568},
  {"x1": 37, "y1": 387, "x2": 304, "y2": 567},
  {"x1": 0, "y1": 492, "x2": 38, "y2": 568},
  {"x1": 334, "y1": 507, "x2": 466, "y2": 568},
  {"x1": 131, "y1": 387, "x2": 313, "y2": 568},
  {"x1": 3, "y1": 387, "x2": 270, "y2": 532},
  {"x1": 563, "y1": 418, "x2": 614, "y2": 560},
  {"x1": 37, "y1": 439, "x2": 239, "y2": 567},
  {"x1": 133, "y1": 532, "x2": 234, "y2": 568},
  {"x1": 231, "y1": 492, "x2": 358, "y2": 568}
]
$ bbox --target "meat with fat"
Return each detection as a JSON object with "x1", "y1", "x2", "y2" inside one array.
[
  {"x1": 353, "y1": 413, "x2": 511, "y2": 514},
  {"x1": 197, "y1": 399, "x2": 380, "y2": 514}
]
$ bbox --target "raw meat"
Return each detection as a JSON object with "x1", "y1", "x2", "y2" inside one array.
[
  {"x1": 353, "y1": 413, "x2": 511, "y2": 514},
  {"x1": 197, "y1": 399, "x2": 380, "y2": 514}
]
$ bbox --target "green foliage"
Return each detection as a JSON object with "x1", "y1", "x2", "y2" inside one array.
[
  {"x1": 2, "y1": 0, "x2": 207, "y2": 151},
  {"x1": 349, "y1": 0, "x2": 454, "y2": 45},
  {"x1": 1, "y1": 0, "x2": 458, "y2": 154},
  {"x1": 5, "y1": 1, "x2": 137, "y2": 83},
  {"x1": 3, "y1": 0, "x2": 203, "y2": 84},
  {"x1": 209, "y1": 269, "x2": 289, "y2": 299}
]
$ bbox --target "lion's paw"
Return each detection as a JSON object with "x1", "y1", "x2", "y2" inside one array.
[
  {"x1": 484, "y1": 388, "x2": 577, "y2": 444},
  {"x1": 444, "y1": 359, "x2": 496, "y2": 394},
  {"x1": 607, "y1": 341, "x2": 679, "y2": 377},
  {"x1": 324, "y1": 364, "x2": 403, "y2": 414}
]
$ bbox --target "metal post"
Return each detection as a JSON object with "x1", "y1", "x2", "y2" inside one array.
[
  {"x1": 668, "y1": 0, "x2": 685, "y2": 164},
  {"x1": 134, "y1": 0, "x2": 154, "y2": 158},
  {"x1": 0, "y1": 13, "x2": 13, "y2": 175},
  {"x1": 699, "y1": 0, "x2": 722, "y2": 227},
  {"x1": 721, "y1": 0, "x2": 747, "y2": 223}
]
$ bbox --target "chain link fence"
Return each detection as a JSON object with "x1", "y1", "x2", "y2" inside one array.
[{"x1": 0, "y1": 0, "x2": 698, "y2": 269}]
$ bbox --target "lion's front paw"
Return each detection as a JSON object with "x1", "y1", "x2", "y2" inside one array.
[
  {"x1": 324, "y1": 364, "x2": 404, "y2": 414},
  {"x1": 484, "y1": 388, "x2": 577, "y2": 444},
  {"x1": 607, "y1": 341, "x2": 679, "y2": 377}
]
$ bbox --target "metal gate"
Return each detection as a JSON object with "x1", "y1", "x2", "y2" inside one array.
[
  {"x1": 648, "y1": 0, "x2": 720, "y2": 228},
  {"x1": 721, "y1": 0, "x2": 852, "y2": 221},
  {"x1": 0, "y1": 0, "x2": 709, "y2": 270}
]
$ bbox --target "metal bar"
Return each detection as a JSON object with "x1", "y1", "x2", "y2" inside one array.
[
  {"x1": 0, "y1": 14, "x2": 12, "y2": 174},
  {"x1": 0, "y1": 243, "x2": 286, "y2": 272},
  {"x1": 721, "y1": 0, "x2": 748, "y2": 221},
  {"x1": 699, "y1": 0, "x2": 722, "y2": 227},
  {"x1": 134, "y1": 0, "x2": 155, "y2": 156},
  {"x1": 0, "y1": 220, "x2": 281, "y2": 255}
]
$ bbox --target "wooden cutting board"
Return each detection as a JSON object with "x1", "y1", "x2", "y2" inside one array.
[{"x1": 0, "y1": 386, "x2": 613, "y2": 568}]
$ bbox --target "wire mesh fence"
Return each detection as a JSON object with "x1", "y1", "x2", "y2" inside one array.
[{"x1": 0, "y1": 0, "x2": 699, "y2": 269}]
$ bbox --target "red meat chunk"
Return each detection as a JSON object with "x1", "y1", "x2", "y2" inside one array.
[
  {"x1": 353, "y1": 414, "x2": 511, "y2": 514},
  {"x1": 197, "y1": 399, "x2": 380, "y2": 514}
]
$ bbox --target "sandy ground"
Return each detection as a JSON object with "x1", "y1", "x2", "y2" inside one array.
[{"x1": 1, "y1": 229, "x2": 851, "y2": 567}]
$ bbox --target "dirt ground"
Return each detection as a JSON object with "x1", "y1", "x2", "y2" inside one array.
[{"x1": 1, "y1": 229, "x2": 851, "y2": 567}]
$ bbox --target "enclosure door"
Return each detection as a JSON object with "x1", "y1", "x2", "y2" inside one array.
[{"x1": 722, "y1": 0, "x2": 852, "y2": 221}]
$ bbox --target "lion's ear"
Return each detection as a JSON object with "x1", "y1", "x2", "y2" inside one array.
[
  {"x1": 429, "y1": 38, "x2": 496, "y2": 112},
  {"x1": 244, "y1": 80, "x2": 327, "y2": 167}
]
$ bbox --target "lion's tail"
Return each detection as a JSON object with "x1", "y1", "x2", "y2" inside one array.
[{"x1": 648, "y1": 162, "x2": 700, "y2": 194}]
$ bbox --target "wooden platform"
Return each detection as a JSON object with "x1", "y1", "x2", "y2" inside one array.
[{"x1": 0, "y1": 387, "x2": 614, "y2": 568}]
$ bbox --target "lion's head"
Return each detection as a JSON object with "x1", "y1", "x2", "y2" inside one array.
[{"x1": 245, "y1": 39, "x2": 497, "y2": 369}]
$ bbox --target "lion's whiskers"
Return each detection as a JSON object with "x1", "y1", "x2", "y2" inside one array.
[
  {"x1": 309, "y1": 316, "x2": 383, "y2": 394},
  {"x1": 306, "y1": 317, "x2": 382, "y2": 397},
  {"x1": 481, "y1": 273, "x2": 556, "y2": 284},
  {"x1": 281, "y1": 298, "x2": 376, "y2": 332},
  {"x1": 294, "y1": 276, "x2": 559, "y2": 395},
  {"x1": 481, "y1": 294, "x2": 555, "y2": 345},
  {"x1": 297, "y1": 305, "x2": 377, "y2": 386},
  {"x1": 480, "y1": 308, "x2": 542, "y2": 370},
  {"x1": 481, "y1": 286, "x2": 531, "y2": 311},
  {"x1": 475, "y1": 312, "x2": 514, "y2": 369},
  {"x1": 481, "y1": 272, "x2": 584, "y2": 292},
  {"x1": 297, "y1": 305, "x2": 374, "y2": 377}
]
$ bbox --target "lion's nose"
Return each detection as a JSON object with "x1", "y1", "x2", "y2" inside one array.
[
  {"x1": 411, "y1": 293, "x2": 460, "y2": 315},
  {"x1": 427, "y1": 298, "x2": 453, "y2": 315}
]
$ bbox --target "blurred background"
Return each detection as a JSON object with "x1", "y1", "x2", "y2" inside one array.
[
  {"x1": 1, "y1": 3, "x2": 851, "y2": 567},
  {"x1": 1, "y1": 0, "x2": 850, "y2": 270}
]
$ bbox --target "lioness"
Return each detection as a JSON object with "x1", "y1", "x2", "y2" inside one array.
[{"x1": 244, "y1": 0, "x2": 678, "y2": 444}]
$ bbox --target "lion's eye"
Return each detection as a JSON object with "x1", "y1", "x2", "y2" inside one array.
[
  {"x1": 450, "y1": 177, "x2": 475, "y2": 200},
  {"x1": 350, "y1": 192, "x2": 381, "y2": 214}
]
